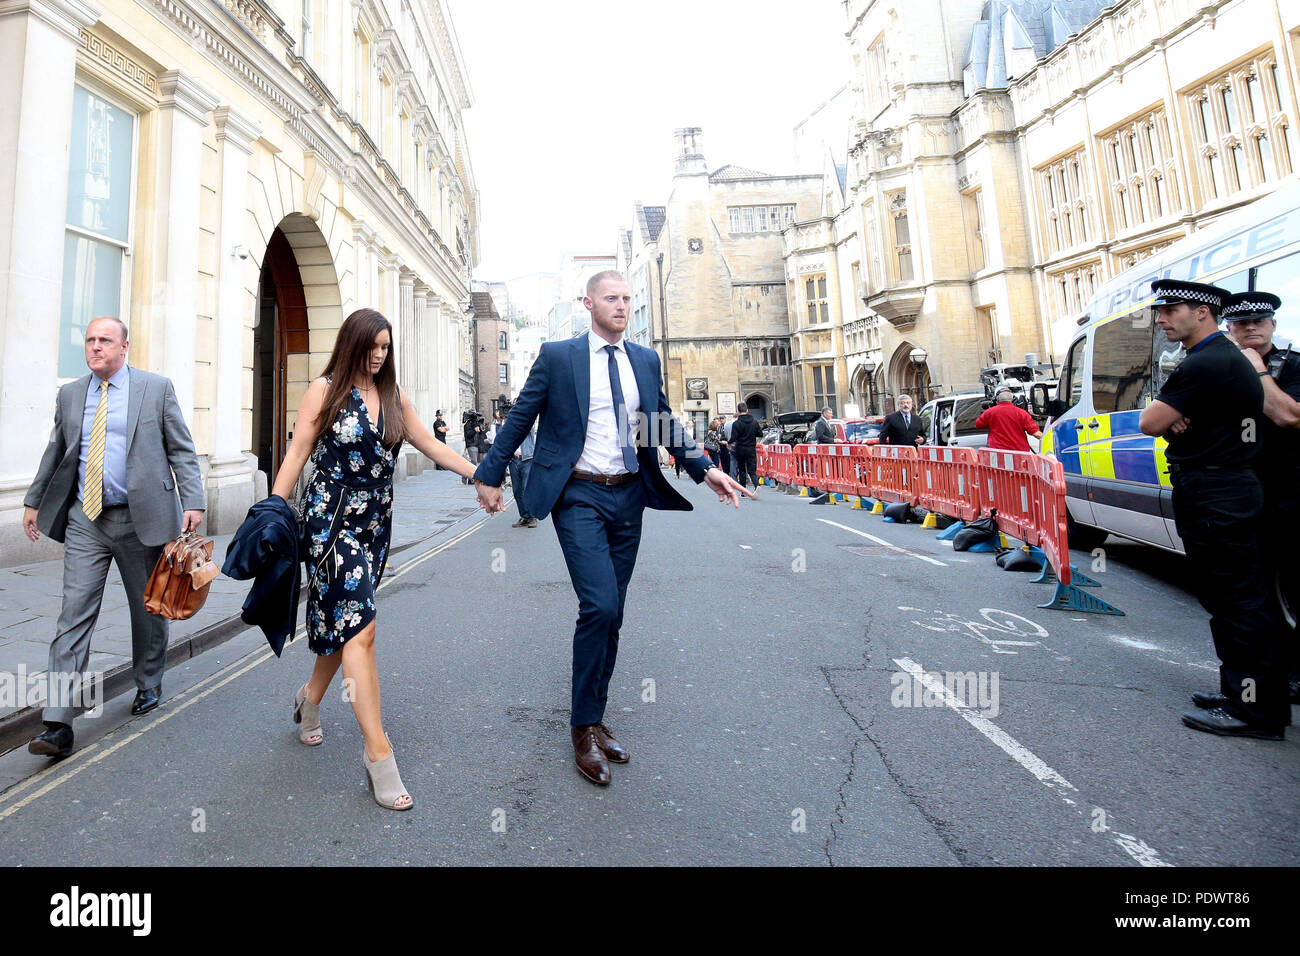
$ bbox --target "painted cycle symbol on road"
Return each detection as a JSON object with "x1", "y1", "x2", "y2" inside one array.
[{"x1": 904, "y1": 607, "x2": 1048, "y2": 655}]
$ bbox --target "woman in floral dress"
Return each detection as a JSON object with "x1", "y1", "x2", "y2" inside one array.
[{"x1": 270, "y1": 308, "x2": 487, "y2": 810}]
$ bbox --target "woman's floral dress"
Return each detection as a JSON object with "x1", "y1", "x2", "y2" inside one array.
[{"x1": 299, "y1": 385, "x2": 401, "y2": 655}]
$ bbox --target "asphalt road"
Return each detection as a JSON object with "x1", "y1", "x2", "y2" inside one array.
[{"x1": 0, "y1": 475, "x2": 1296, "y2": 866}]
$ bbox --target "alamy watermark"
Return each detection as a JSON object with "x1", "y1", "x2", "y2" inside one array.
[
  {"x1": 0, "y1": 665, "x2": 103, "y2": 717},
  {"x1": 890, "y1": 669, "x2": 1000, "y2": 718}
]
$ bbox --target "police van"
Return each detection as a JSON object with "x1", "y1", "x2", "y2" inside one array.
[{"x1": 1033, "y1": 178, "x2": 1300, "y2": 553}]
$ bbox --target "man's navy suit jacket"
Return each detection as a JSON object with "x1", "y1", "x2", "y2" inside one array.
[{"x1": 474, "y1": 332, "x2": 713, "y2": 519}]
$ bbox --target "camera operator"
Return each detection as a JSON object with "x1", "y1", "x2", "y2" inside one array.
[
  {"x1": 462, "y1": 410, "x2": 486, "y2": 484},
  {"x1": 975, "y1": 386, "x2": 1041, "y2": 452}
]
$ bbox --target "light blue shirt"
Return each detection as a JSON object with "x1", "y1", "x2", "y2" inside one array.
[{"x1": 78, "y1": 364, "x2": 130, "y2": 507}]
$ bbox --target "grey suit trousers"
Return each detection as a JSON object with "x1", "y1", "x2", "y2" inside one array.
[{"x1": 43, "y1": 504, "x2": 166, "y2": 725}]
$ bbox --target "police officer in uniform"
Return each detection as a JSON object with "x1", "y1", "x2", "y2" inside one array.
[
  {"x1": 1139, "y1": 279, "x2": 1287, "y2": 739},
  {"x1": 1224, "y1": 290, "x2": 1300, "y2": 705}
]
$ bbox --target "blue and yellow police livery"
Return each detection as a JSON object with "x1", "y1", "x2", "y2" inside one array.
[{"x1": 1038, "y1": 178, "x2": 1300, "y2": 554}]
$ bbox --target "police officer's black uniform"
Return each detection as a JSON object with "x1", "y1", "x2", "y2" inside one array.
[
  {"x1": 1150, "y1": 279, "x2": 1287, "y2": 738},
  {"x1": 1223, "y1": 291, "x2": 1300, "y2": 701}
]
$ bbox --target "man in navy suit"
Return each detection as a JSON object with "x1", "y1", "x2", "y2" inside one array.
[{"x1": 474, "y1": 271, "x2": 749, "y2": 785}]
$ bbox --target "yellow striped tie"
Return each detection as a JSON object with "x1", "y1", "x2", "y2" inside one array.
[{"x1": 82, "y1": 380, "x2": 109, "y2": 521}]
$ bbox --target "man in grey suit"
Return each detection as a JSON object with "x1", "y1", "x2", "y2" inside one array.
[{"x1": 22, "y1": 317, "x2": 204, "y2": 757}]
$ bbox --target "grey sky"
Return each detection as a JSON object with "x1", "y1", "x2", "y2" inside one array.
[{"x1": 446, "y1": 0, "x2": 852, "y2": 282}]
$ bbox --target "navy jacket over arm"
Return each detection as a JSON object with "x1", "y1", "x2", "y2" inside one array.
[
  {"x1": 222, "y1": 495, "x2": 301, "y2": 656},
  {"x1": 474, "y1": 333, "x2": 713, "y2": 519}
]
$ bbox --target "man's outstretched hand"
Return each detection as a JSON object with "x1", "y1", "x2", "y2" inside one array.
[
  {"x1": 474, "y1": 479, "x2": 506, "y2": 515},
  {"x1": 704, "y1": 467, "x2": 752, "y2": 507}
]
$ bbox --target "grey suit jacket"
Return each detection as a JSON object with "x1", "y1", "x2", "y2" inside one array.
[{"x1": 24, "y1": 367, "x2": 205, "y2": 546}]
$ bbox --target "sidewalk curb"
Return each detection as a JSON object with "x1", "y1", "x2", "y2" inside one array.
[{"x1": 0, "y1": 500, "x2": 495, "y2": 756}]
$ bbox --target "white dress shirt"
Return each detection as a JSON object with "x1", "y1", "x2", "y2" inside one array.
[{"x1": 576, "y1": 332, "x2": 641, "y2": 475}]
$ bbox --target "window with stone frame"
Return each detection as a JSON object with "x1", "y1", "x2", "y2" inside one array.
[
  {"x1": 60, "y1": 82, "x2": 136, "y2": 379},
  {"x1": 1036, "y1": 150, "x2": 1091, "y2": 257},
  {"x1": 805, "y1": 274, "x2": 830, "y2": 325},
  {"x1": 727, "y1": 205, "x2": 796, "y2": 234},
  {"x1": 1100, "y1": 108, "x2": 1180, "y2": 231},
  {"x1": 866, "y1": 36, "x2": 888, "y2": 117},
  {"x1": 813, "y1": 364, "x2": 838, "y2": 415},
  {"x1": 1048, "y1": 262, "x2": 1100, "y2": 322},
  {"x1": 863, "y1": 199, "x2": 882, "y2": 291},
  {"x1": 962, "y1": 188, "x2": 988, "y2": 272},
  {"x1": 1188, "y1": 53, "x2": 1295, "y2": 201},
  {"x1": 889, "y1": 191, "x2": 914, "y2": 282}
]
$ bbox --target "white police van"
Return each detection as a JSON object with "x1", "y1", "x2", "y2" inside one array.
[{"x1": 1034, "y1": 178, "x2": 1300, "y2": 553}]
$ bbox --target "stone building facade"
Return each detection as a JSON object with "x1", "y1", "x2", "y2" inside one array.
[
  {"x1": 0, "y1": 0, "x2": 480, "y2": 567},
  {"x1": 796, "y1": 0, "x2": 1298, "y2": 417},
  {"x1": 470, "y1": 289, "x2": 509, "y2": 417},
  {"x1": 629, "y1": 128, "x2": 821, "y2": 434}
]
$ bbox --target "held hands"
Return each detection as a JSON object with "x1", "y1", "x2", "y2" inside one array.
[
  {"x1": 704, "y1": 467, "x2": 752, "y2": 507},
  {"x1": 474, "y1": 479, "x2": 506, "y2": 515}
]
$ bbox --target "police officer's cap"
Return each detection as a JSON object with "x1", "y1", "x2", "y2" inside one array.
[
  {"x1": 1150, "y1": 279, "x2": 1230, "y2": 311},
  {"x1": 1221, "y1": 291, "x2": 1281, "y2": 322}
]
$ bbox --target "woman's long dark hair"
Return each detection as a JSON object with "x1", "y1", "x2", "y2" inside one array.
[{"x1": 316, "y1": 308, "x2": 405, "y2": 445}]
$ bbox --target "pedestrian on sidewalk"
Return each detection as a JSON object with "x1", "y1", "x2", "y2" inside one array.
[
  {"x1": 673, "y1": 413, "x2": 695, "y2": 478},
  {"x1": 473, "y1": 271, "x2": 750, "y2": 786},
  {"x1": 509, "y1": 425, "x2": 538, "y2": 528},
  {"x1": 432, "y1": 409, "x2": 448, "y2": 469},
  {"x1": 702, "y1": 417, "x2": 722, "y2": 468},
  {"x1": 24, "y1": 317, "x2": 205, "y2": 759},
  {"x1": 271, "y1": 308, "x2": 485, "y2": 810},
  {"x1": 730, "y1": 402, "x2": 762, "y2": 498},
  {"x1": 717, "y1": 412, "x2": 732, "y2": 477}
]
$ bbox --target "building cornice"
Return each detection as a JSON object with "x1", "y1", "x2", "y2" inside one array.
[
  {"x1": 212, "y1": 104, "x2": 260, "y2": 153},
  {"x1": 0, "y1": 0, "x2": 99, "y2": 43},
  {"x1": 157, "y1": 69, "x2": 218, "y2": 123}
]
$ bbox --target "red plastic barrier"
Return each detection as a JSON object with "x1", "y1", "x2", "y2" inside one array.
[
  {"x1": 1027, "y1": 453, "x2": 1072, "y2": 586},
  {"x1": 917, "y1": 446, "x2": 982, "y2": 522},
  {"x1": 867, "y1": 444, "x2": 919, "y2": 506},
  {"x1": 975, "y1": 448, "x2": 1039, "y2": 545},
  {"x1": 786, "y1": 442, "x2": 1075, "y2": 588}
]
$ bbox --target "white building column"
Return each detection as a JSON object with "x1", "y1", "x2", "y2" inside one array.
[
  {"x1": 207, "y1": 104, "x2": 260, "y2": 530},
  {"x1": 0, "y1": 0, "x2": 100, "y2": 566},
  {"x1": 146, "y1": 70, "x2": 217, "y2": 418},
  {"x1": 398, "y1": 269, "x2": 416, "y2": 393}
]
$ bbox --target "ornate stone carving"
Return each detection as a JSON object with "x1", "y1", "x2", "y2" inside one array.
[{"x1": 78, "y1": 29, "x2": 159, "y2": 99}]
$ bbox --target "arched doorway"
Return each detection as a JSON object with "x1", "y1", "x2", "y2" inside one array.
[
  {"x1": 887, "y1": 342, "x2": 933, "y2": 409},
  {"x1": 744, "y1": 392, "x2": 770, "y2": 421},
  {"x1": 252, "y1": 215, "x2": 342, "y2": 483}
]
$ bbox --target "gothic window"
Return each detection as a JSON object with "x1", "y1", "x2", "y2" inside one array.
[
  {"x1": 1188, "y1": 54, "x2": 1294, "y2": 202},
  {"x1": 1036, "y1": 149, "x2": 1092, "y2": 257}
]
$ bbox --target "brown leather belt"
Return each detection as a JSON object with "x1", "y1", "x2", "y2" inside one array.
[{"x1": 569, "y1": 469, "x2": 638, "y2": 486}]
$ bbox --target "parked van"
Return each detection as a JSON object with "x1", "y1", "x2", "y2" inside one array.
[
  {"x1": 917, "y1": 392, "x2": 990, "y2": 448},
  {"x1": 1032, "y1": 178, "x2": 1300, "y2": 553}
]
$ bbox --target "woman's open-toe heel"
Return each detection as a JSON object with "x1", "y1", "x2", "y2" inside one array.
[
  {"x1": 292, "y1": 684, "x2": 323, "y2": 746},
  {"x1": 363, "y1": 736, "x2": 412, "y2": 810}
]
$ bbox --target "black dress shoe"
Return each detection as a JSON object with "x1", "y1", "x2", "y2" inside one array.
[
  {"x1": 1192, "y1": 691, "x2": 1291, "y2": 725},
  {"x1": 1181, "y1": 707, "x2": 1283, "y2": 740},
  {"x1": 131, "y1": 686, "x2": 161, "y2": 716},
  {"x1": 28, "y1": 723, "x2": 74, "y2": 758}
]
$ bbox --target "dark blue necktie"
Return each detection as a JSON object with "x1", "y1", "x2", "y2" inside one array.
[
  {"x1": 603, "y1": 345, "x2": 639, "y2": 474},
  {"x1": 904, "y1": 413, "x2": 911, "y2": 428}
]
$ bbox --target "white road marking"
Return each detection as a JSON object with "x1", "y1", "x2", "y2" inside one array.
[
  {"x1": 818, "y1": 519, "x2": 948, "y2": 567},
  {"x1": 739, "y1": 545, "x2": 753, "y2": 550},
  {"x1": 893, "y1": 656, "x2": 1172, "y2": 868},
  {"x1": 0, "y1": 514, "x2": 493, "y2": 818},
  {"x1": 1108, "y1": 635, "x2": 1164, "y2": 651}
]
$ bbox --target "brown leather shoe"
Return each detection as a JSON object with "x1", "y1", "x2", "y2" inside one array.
[
  {"x1": 594, "y1": 721, "x2": 629, "y2": 763},
  {"x1": 571, "y1": 725, "x2": 611, "y2": 785}
]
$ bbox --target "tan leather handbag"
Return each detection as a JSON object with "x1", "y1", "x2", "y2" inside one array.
[{"x1": 144, "y1": 531, "x2": 221, "y2": 620}]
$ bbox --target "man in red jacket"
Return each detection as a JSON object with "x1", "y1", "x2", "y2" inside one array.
[{"x1": 975, "y1": 387, "x2": 1041, "y2": 451}]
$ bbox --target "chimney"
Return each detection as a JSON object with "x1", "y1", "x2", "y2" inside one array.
[{"x1": 674, "y1": 127, "x2": 706, "y2": 176}]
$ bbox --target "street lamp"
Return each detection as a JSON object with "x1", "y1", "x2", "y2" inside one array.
[
  {"x1": 909, "y1": 346, "x2": 929, "y2": 402},
  {"x1": 863, "y1": 358, "x2": 878, "y2": 415}
]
